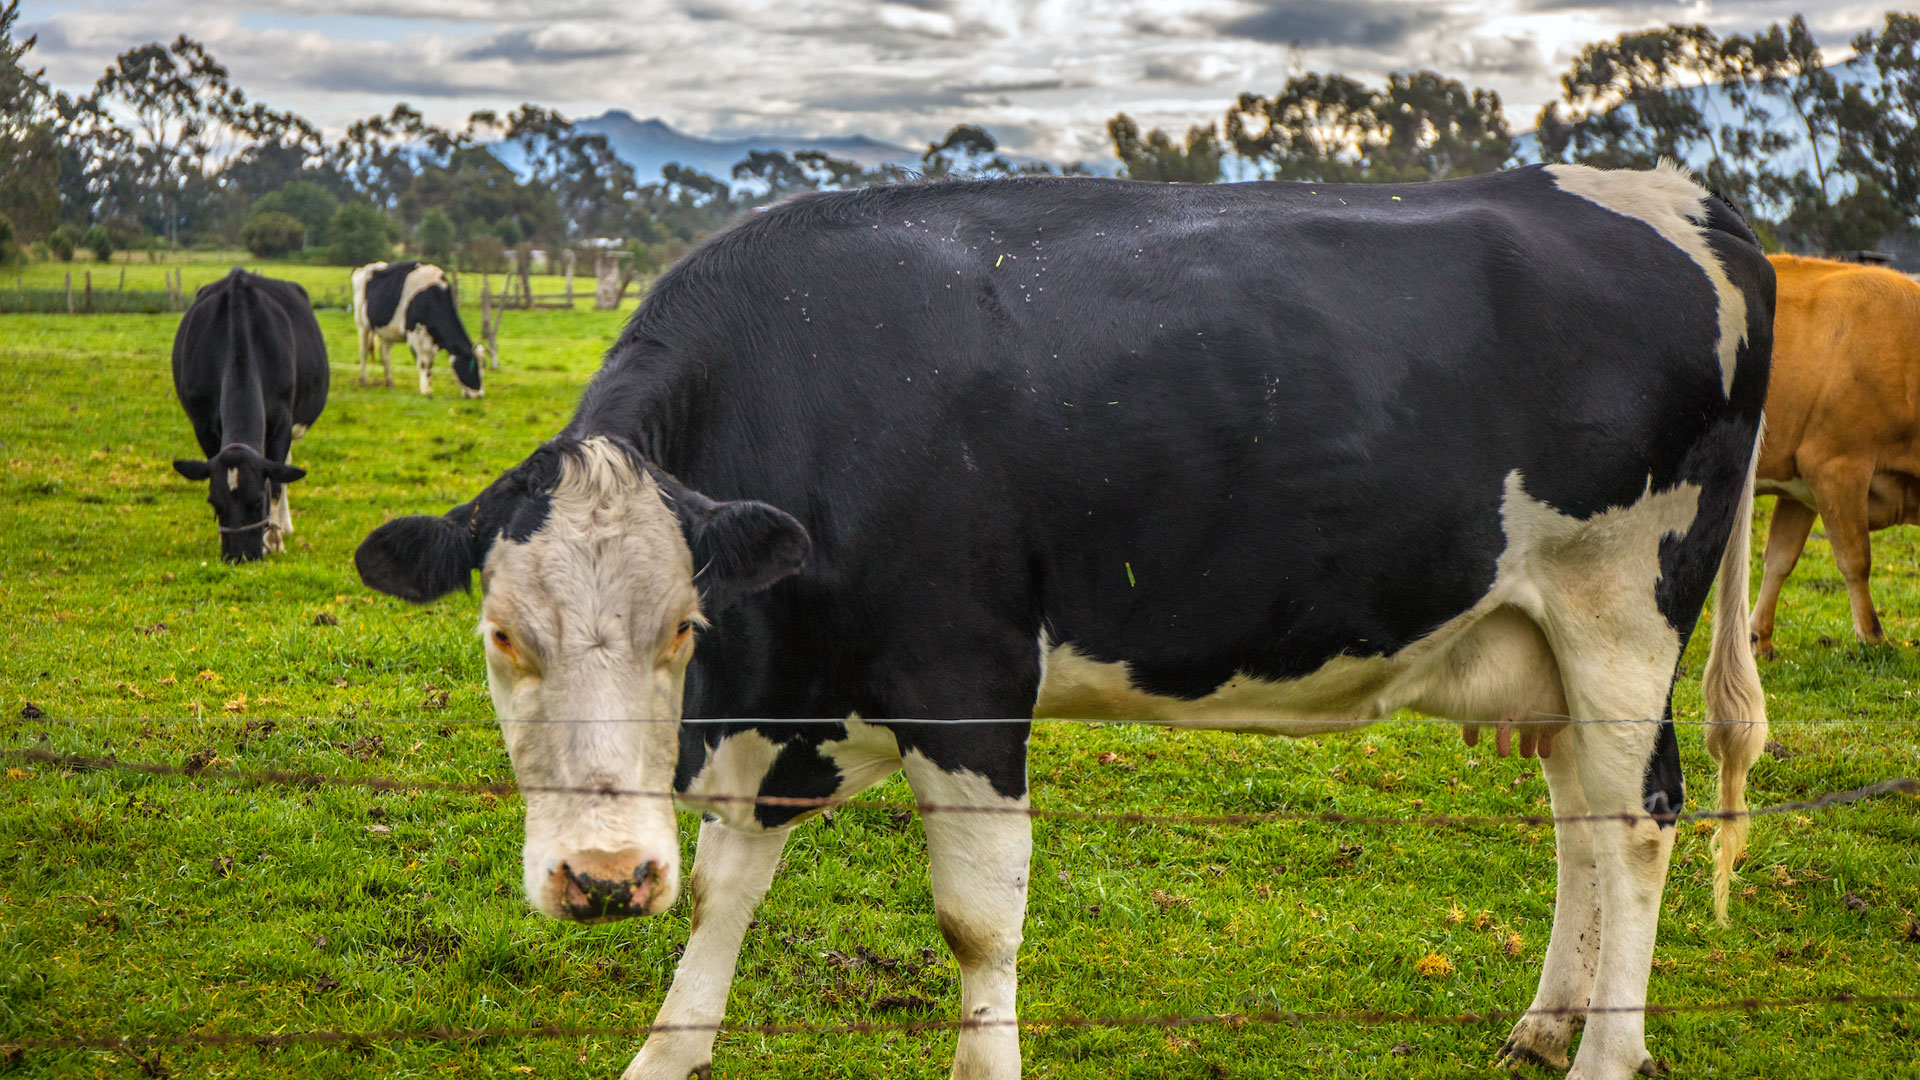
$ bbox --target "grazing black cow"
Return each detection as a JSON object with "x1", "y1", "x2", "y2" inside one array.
[
  {"x1": 351, "y1": 260, "x2": 486, "y2": 397},
  {"x1": 172, "y1": 269, "x2": 328, "y2": 562},
  {"x1": 356, "y1": 163, "x2": 1773, "y2": 1080}
]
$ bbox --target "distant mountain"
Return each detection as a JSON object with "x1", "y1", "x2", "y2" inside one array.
[{"x1": 562, "y1": 110, "x2": 922, "y2": 182}]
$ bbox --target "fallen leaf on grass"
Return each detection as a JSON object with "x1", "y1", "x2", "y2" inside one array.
[
  {"x1": 1414, "y1": 952, "x2": 1453, "y2": 978},
  {"x1": 312, "y1": 975, "x2": 339, "y2": 993},
  {"x1": 196, "y1": 669, "x2": 221, "y2": 684},
  {"x1": 182, "y1": 748, "x2": 217, "y2": 775},
  {"x1": 223, "y1": 695, "x2": 248, "y2": 713},
  {"x1": 313, "y1": 612, "x2": 339, "y2": 627},
  {"x1": 368, "y1": 824, "x2": 391, "y2": 836}
]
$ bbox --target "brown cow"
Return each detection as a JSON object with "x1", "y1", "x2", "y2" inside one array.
[{"x1": 1751, "y1": 254, "x2": 1920, "y2": 657}]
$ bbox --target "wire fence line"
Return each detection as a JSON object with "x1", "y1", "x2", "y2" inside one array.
[
  {"x1": 13, "y1": 711, "x2": 1920, "y2": 726},
  {"x1": 7, "y1": 992, "x2": 1917, "y2": 1055},
  {"x1": 5, "y1": 747, "x2": 1913, "y2": 830}
]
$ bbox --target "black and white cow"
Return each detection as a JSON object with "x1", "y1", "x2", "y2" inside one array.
[
  {"x1": 351, "y1": 260, "x2": 486, "y2": 397},
  {"x1": 356, "y1": 163, "x2": 1773, "y2": 1080},
  {"x1": 172, "y1": 268, "x2": 328, "y2": 562}
]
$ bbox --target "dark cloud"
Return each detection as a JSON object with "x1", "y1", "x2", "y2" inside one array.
[
  {"x1": 1217, "y1": 0, "x2": 1450, "y2": 49},
  {"x1": 460, "y1": 28, "x2": 637, "y2": 63}
]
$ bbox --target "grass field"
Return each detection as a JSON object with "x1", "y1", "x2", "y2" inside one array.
[{"x1": 1, "y1": 304, "x2": 1916, "y2": 1079}]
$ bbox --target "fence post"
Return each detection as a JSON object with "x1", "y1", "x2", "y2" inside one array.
[
  {"x1": 565, "y1": 249, "x2": 575, "y2": 306},
  {"x1": 84, "y1": 270, "x2": 92, "y2": 314},
  {"x1": 65, "y1": 271, "x2": 73, "y2": 314},
  {"x1": 119, "y1": 266, "x2": 126, "y2": 291}
]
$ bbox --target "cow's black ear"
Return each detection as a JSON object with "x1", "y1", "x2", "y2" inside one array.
[
  {"x1": 173, "y1": 459, "x2": 212, "y2": 481},
  {"x1": 686, "y1": 499, "x2": 811, "y2": 612},
  {"x1": 356, "y1": 504, "x2": 477, "y2": 603},
  {"x1": 266, "y1": 462, "x2": 308, "y2": 483}
]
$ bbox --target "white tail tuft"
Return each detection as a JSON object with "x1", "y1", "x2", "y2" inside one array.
[{"x1": 1702, "y1": 435, "x2": 1768, "y2": 922}]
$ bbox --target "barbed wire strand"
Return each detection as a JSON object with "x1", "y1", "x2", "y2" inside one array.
[
  {"x1": 11, "y1": 711, "x2": 1920, "y2": 726},
  {"x1": 5, "y1": 748, "x2": 1912, "y2": 830},
  {"x1": 6, "y1": 992, "x2": 1916, "y2": 1055}
]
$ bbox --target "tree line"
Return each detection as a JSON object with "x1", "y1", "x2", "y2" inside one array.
[
  {"x1": 1113, "y1": 13, "x2": 1920, "y2": 253},
  {"x1": 0, "y1": 4, "x2": 1914, "y2": 268}
]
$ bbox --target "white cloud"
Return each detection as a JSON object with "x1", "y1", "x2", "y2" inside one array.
[{"x1": 16, "y1": 0, "x2": 1885, "y2": 162}]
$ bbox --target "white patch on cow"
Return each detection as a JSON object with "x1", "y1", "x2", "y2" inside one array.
[
  {"x1": 408, "y1": 323, "x2": 437, "y2": 396},
  {"x1": 1546, "y1": 162, "x2": 1747, "y2": 396},
  {"x1": 290, "y1": 423, "x2": 307, "y2": 440},
  {"x1": 225, "y1": 467, "x2": 239, "y2": 491},
  {"x1": 1036, "y1": 469, "x2": 1697, "y2": 740},
  {"x1": 478, "y1": 437, "x2": 699, "y2": 920},
  {"x1": 677, "y1": 719, "x2": 904, "y2": 829}
]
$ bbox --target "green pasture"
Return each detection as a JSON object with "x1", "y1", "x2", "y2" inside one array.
[{"x1": 0, "y1": 306, "x2": 1915, "y2": 1079}]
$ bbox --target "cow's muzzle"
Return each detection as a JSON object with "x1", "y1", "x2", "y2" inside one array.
[{"x1": 549, "y1": 849, "x2": 665, "y2": 922}]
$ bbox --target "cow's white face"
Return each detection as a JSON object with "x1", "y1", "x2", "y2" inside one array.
[
  {"x1": 480, "y1": 444, "x2": 698, "y2": 920},
  {"x1": 354, "y1": 435, "x2": 812, "y2": 924}
]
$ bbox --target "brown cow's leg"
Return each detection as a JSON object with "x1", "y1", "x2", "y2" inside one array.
[
  {"x1": 1751, "y1": 496, "x2": 1815, "y2": 659},
  {"x1": 1814, "y1": 465, "x2": 1887, "y2": 644}
]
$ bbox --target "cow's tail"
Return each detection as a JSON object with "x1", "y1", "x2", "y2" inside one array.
[{"x1": 1700, "y1": 430, "x2": 1767, "y2": 923}]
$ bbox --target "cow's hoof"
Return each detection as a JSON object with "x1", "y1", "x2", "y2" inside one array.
[{"x1": 1496, "y1": 1015, "x2": 1570, "y2": 1070}]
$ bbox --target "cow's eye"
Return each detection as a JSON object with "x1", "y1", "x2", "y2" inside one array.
[
  {"x1": 491, "y1": 628, "x2": 513, "y2": 650},
  {"x1": 671, "y1": 621, "x2": 694, "y2": 650}
]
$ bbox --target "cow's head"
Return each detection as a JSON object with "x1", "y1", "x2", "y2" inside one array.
[
  {"x1": 173, "y1": 442, "x2": 305, "y2": 563},
  {"x1": 354, "y1": 436, "x2": 809, "y2": 921},
  {"x1": 452, "y1": 346, "x2": 484, "y2": 397}
]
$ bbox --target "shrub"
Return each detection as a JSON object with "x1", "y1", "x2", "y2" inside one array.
[
  {"x1": 241, "y1": 211, "x2": 306, "y2": 258},
  {"x1": 465, "y1": 233, "x2": 507, "y2": 273},
  {"x1": 81, "y1": 224, "x2": 114, "y2": 263},
  {"x1": 47, "y1": 225, "x2": 76, "y2": 262},
  {"x1": 418, "y1": 208, "x2": 455, "y2": 261},
  {"x1": 254, "y1": 181, "x2": 338, "y2": 247},
  {"x1": 490, "y1": 216, "x2": 522, "y2": 248},
  {"x1": 328, "y1": 202, "x2": 396, "y2": 266},
  {"x1": 0, "y1": 212, "x2": 14, "y2": 265}
]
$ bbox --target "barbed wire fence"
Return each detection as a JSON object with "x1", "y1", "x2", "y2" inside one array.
[{"x1": 3, "y1": 713, "x2": 1916, "y2": 1065}]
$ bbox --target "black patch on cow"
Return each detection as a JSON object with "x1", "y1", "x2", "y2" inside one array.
[
  {"x1": 363, "y1": 261, "x2": 418, "y2": 328},
  {"x1": 1641, "y1": 706, "x2": 1684, "y2": 827},
  {"x1": 888, "y1": 721, "x2": 1030, "y2": 800},
  {"x1": 410, "y1": 169, "x2": 1771, "y2": 812},
  {"x1": 753, "y1": 725, "x2": 849, "y2": 828},
  {"x1": 405, "y1": 285, "x2": 481, "y2": 390}
]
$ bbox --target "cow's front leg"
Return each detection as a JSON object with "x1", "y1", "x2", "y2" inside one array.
[
  {"x1": 1498, "y1": 741, "x2": 1598, "y2": 1070},
  {"x1": 377, "y1": 337, "x2": 394, "y2": 388},
  {"x1": 903, "y1": 750, "x2": 1031, "y2": 1080},
  {"x1": 1565, "y1": 714, "x2": 1678, "y2": 1080},
  {"x1": 624, "y1": 818, "x2": 788, "y2": 1080}
]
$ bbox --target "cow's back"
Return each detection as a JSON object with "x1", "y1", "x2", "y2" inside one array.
[
  {"x1": 577, "y1": 166, "x2": 1771, "y2": 713},
  {"x1": 1762, "y1": 254, "x2": 1920, "y2": 481}
]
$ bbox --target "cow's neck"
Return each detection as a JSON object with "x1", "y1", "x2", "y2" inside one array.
[{"x1": 218, "y1": 362, "x2": 267, "y2": 451}]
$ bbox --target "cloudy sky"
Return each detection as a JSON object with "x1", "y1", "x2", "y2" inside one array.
[{"x1": 18, "y1": 1, "x2": 1889, "y2": 162}]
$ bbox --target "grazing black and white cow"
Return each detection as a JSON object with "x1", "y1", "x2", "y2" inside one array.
[
  {"x1": 356, "y1": 163, "x2": 1773, "y2": 1080},
  {"x1": 351, "y1": 260, "x2": 486, "y2": 397},
  {"x1": 172, "y1": 269, "x2": 328, "y2": 562}
]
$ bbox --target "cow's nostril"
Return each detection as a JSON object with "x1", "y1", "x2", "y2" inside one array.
[{"x1": 555, "y1": 856, "x2": 659, "y2": 922}]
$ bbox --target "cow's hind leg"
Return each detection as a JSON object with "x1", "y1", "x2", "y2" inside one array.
[
  {"x1": 901, "y1": 726, "x2": 1032, "y2": 1080},
  {"x1": 1498, "y1": 741, "x2": 1599, "y2": 1069},
  {"x1": 1812, "y1": 462, "x2": 1887, "y2": 644},
  {"x1": 623, "y1": 819, "x2": 789, "y2": 1080},
  {"x1": 1751, "y1": 495, "x2": 1815, "y2": 659}
]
